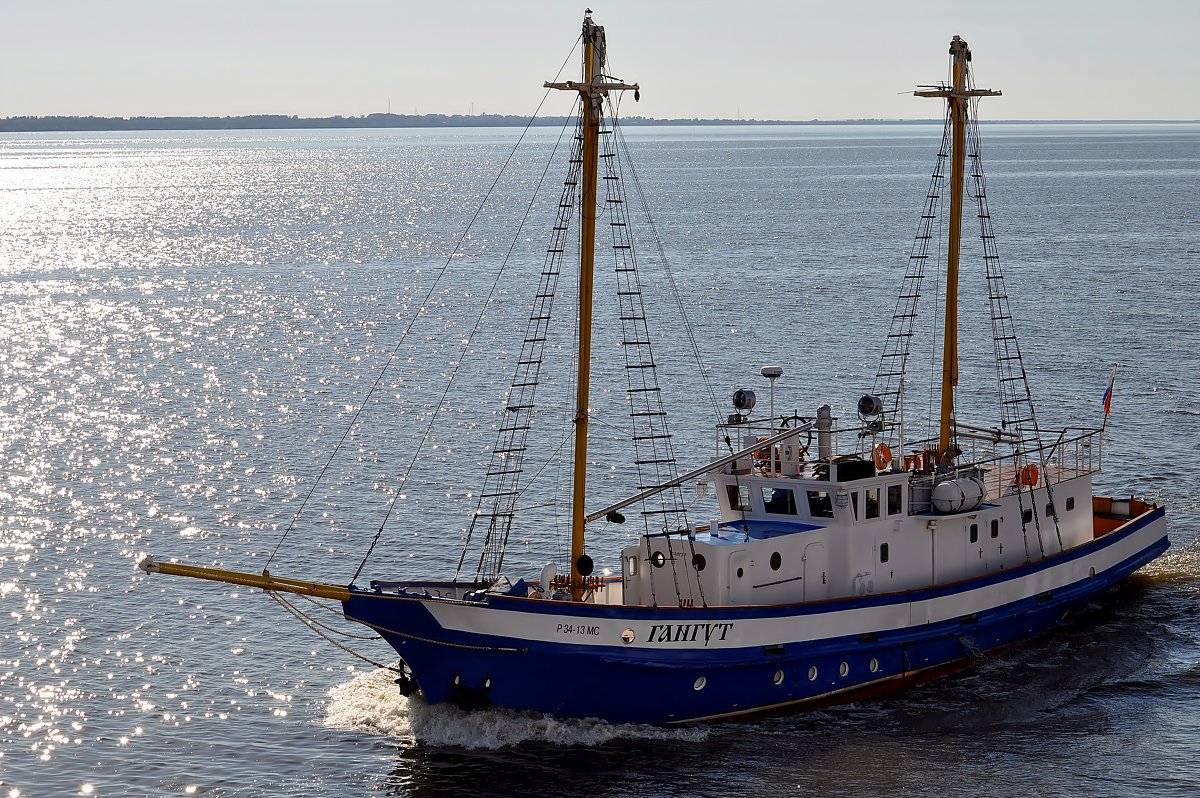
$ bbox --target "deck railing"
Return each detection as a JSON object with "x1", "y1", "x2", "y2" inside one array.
[{"x1": 715, "y1": 413, "x2": 1102, "y2": 496}]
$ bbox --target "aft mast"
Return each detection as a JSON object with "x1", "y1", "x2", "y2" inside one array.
[
  {"x1": 915, "y1": 36, "x2": 1000, "y2": 462},
  {"x1": 546, "y1": 11, "x2": 638, "y2": 599}
]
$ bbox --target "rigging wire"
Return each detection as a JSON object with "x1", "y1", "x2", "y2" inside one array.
[
  {"x1": 345, "y1": 38, "x2": 583, "y2": 582},
  {"x1": 534, "y1": 123, "x2": 584, "y2": 575},
  {"x1": 509, "y1": 428, "x2": 573, "y2": 507},
  {"x1": 962, "y1": 83, "x2": 1062, "y2": 553},
  {"x1": 611, "y1": 120, "x2": 725, "y2": 425},
  {"x1": 462, "y1": 106, "x2": 583, "y2": 582},
  {"x1": 612, "y1": 102, "x2": 740, "y2": 620},
  {"x1": 588, "y1": 412, "x2": 634, "y2": 440},
  {"x1": 921, "y1": 53, "x2": 956, "y2": 444},
  {"x1": 353, "y1": 100, "x2": 581, "y2": 583},
  {"x1": 268, "y1": 592, "x2": 402, "y2": 673},
  {"x1": 603, "y1": 100, "x2": 696, "y2": 607},
  {"x1": 270, "y1": 35, "x2": 583, "y2": 574},
  {"x1": 925, "y1": 105, "x2": 951, "y2": 443}
]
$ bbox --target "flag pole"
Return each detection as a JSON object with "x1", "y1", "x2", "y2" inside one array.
[{"x1": 1100, "y1": 364, "x2": 1117, "y2": 469}]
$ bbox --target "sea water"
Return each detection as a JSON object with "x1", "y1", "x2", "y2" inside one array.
[{"x1": 1, "y1": 122, "x2": 1198, "y2": 796}]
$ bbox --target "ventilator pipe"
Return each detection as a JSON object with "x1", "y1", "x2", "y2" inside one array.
[{"x1": 817, "y1": 404, "x2": 833, "y2": 460}]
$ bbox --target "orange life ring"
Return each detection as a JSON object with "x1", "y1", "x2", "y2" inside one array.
[
  {"x1": 873, "y1": 442, "x2": 893, "y2": 471},
  {"x1": 904, "y1": 453, "x2": 923, "y2": 472},
  {"x1": 1016, "y1": 463, "x2": 1039, "y2": 486}
]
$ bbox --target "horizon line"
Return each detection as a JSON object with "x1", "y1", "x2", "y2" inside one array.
[{"x1": 0, "y1": 113, "x2": 1197, "y2": 134}]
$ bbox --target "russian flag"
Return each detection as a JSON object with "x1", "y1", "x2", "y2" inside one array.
[{"x1": 1102, "y1": 365, "x2": 1117, "y2": 416}]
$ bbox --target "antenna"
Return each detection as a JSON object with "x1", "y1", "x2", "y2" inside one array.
[{"x1": 761, "y1": 366, "x2": 783, "y2": 476}]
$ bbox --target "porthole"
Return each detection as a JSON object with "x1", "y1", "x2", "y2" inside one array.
[
  {"x1": 990, "y1": 519, "x2": 999, "y2": 538},
  {"x1": 651, "y1": 550, "x2": 666, "y2": 568},
  {"x1": 839, "y1": 661, "x2": 849, "y2": 677},
  {"x1": 969, "y1": 523, "x2": 978, "y2": 543},
  {"x1": 770, "y1": 552, "x2": 782, "y2": 571},
  {"x1": 807, "y1": 665, "x2": 818, "y2": 681},
  {"x1": 484, "y1": 676, "x2": 492, "y2": 689},
  {"x1": 773, "y1": 670, "x2": 785, "y2": 685},
  {"x1": 1089, "y1": 567, "x2": 1096, "y2": 578},
  {"x1": 879, "y1": 543, "x2": 890, "y2": 564},
  {"x1": 1022, "y1": 509, "x2": 1033, "y2": 524},
  {"x1": 869, "y1": 658, "x2": 879, "y2": 673},
  {"x1": 736, "y1": 567, "x2": 744, "y2": 579},
  {"x1": 1066, "y1": 497, "x2": 1076, "y2": 511},
  {"x1": 693, "y1": 676, "x2": 707, "y2": 691},
  {"x1": 621, "y1": 628, "x2": 636, "y2": 644},
  {"x1": 692, "y1": 553, "x2": 707, "y2": 572},
  {"x1": 1045, "y1": 502, "x2": 1055, "y2": 518}
]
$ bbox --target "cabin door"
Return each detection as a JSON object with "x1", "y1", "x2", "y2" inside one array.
[
  {"x1": 802, "y1": 542, "x2": 829, "y2": 601},
  {"x1": 966, "y1": 522, "x2": 986, "y2": 578},
  {"x1": 728, "y1": 549, "x2": 753, "y2": 603}
]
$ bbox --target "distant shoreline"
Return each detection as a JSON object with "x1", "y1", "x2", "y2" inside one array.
[{"x1": 0, "y1": 113, "x2": 1195, "y2": 133}]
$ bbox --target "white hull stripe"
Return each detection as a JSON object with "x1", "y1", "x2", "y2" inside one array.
[{"x1": 418, "y1": 513, "x2": 1166, "y2": 650}]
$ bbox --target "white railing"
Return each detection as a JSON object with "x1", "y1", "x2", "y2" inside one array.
[{"x1": 714, "y1": 413, "x2": 1102, "y2": 493}]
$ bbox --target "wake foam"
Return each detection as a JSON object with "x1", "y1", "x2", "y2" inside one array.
[{"x1": 324, "y1": 666, "x2": 708, "y2": 749}]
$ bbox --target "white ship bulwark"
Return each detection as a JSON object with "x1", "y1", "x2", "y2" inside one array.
[{"x1": 141, "y1": 22, "x2": 1169, "y2": 726}]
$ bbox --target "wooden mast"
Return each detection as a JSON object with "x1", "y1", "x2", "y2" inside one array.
[
  {"x1": 915, "y1": 36, "x2": 1000, "y2": 461},
  {"x1": 545, "y1": 12, "x2": 638, "y2": 599}
]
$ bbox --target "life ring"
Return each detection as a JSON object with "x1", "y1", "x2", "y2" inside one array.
[
  {"x1": 904, "y1": 452, "x2": 922, "y2": 472},
  {"x1": 873, "y1": 442, "x2": 892, "y2": 471},
  {"x1": 1016, "y1": 463, "x2": 1039, "y2": 486}
]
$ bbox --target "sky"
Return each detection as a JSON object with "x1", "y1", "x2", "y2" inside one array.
[{"x1": 2, "y1": 0, "x2": 1198, "y2": 121}]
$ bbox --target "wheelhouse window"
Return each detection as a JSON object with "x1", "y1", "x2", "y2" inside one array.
[
  {"x1": 807, "y1": 490, "x2": 834, "y2": 518},
  {"x1": 865, "y1": 487, "x2": 880, "y2": 520},
  {"x1": 886, "y1": 484, "x2": 903, "y2": 516},
  {"x1": 762, "y1": 487, "x2": 797, "y2": 515},
  {"x1": 849, "y1": 491, "x2": 860, "y2": 521},
  {"x1": 727, "y1": 484, "x2": 751, "y2": 512}
]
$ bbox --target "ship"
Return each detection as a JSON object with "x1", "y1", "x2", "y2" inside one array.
[{"x1": 141, "y1": 15, "x2": 1169, "y2": 725}]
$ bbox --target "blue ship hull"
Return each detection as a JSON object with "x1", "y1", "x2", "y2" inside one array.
[{"x1": 342, "y1": 506, "x2": 1167, "y2": 725}]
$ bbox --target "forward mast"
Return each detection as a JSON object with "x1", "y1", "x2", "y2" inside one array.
[{"x1": 545, "y1": 12, "x2": 639, "y2": 600}]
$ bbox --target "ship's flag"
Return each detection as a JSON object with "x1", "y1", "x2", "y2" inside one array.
[{"x1": 1102, "y1": 365, "x2": 1117, "y2": 416}]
